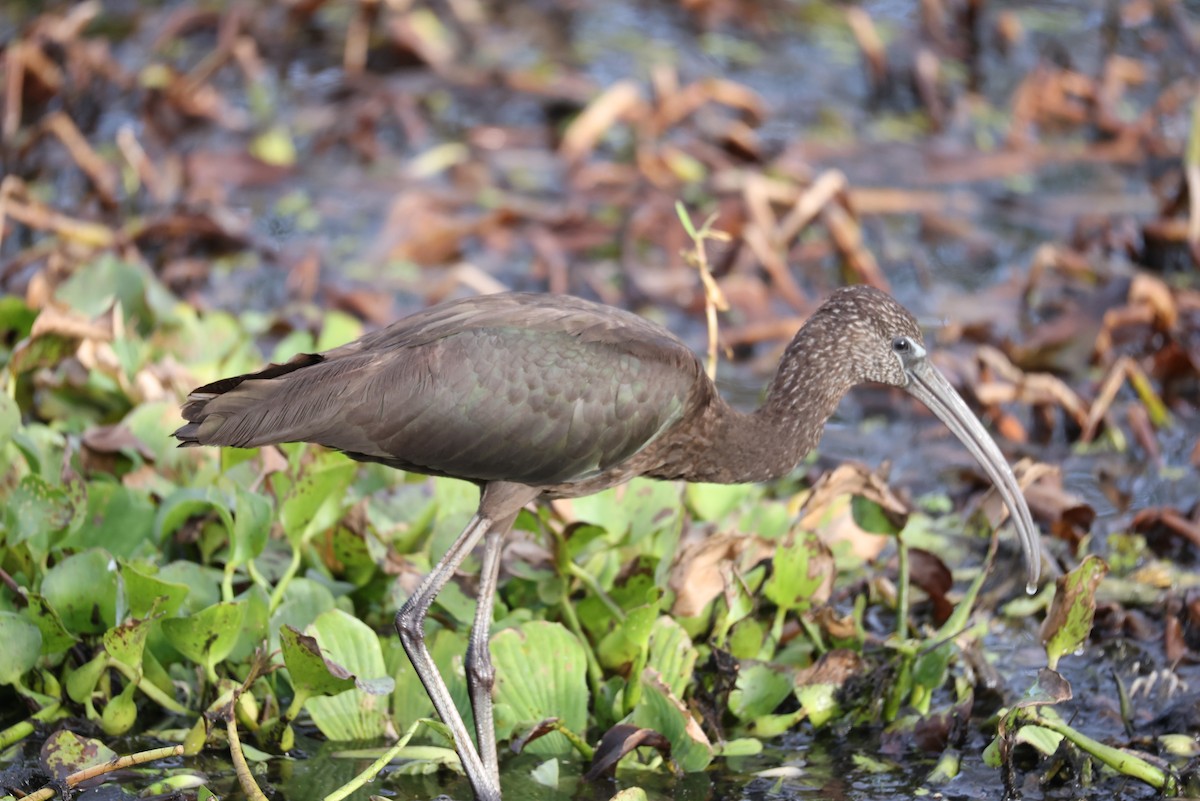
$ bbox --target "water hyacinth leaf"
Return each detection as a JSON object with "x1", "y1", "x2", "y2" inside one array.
[
  {"x1": 597, "y1": 605, "x2": 657, "y2": 672},
  {"x1": 927, "y1": 748, "x2": 961, "y2": 783},
  {"x1": 850, "y1": 494, "x2": 907, "y2": 536},
  {"x1": 100, "y1": 678, "x2": 139, "y2": 735},
  {"x1": 121, "y1": 400, "x2": 186, "y2": 468},
  {"x1": 631, "y1": 668, "x2": 712, "y2": 773},
  {"x1": 429, "y1": 476, "x2": 478, "y2": 559},
  {"x1": 21, "y1": 593, "x2": 77, "y2": 654},
  {"x1": 40, "y1": 729, "x2": 118, "y2": 781},
  {"x1": 686, "y1": 482, "x2": 754, "y2": 522},
  {"x1": 270, "y1": 577, "x2": 338, "y2": 645},
  {"x1": 279, "y1": 625, "x2": 357, "y2": 697},
  {"x1": 0, "y1": 612, "x2": 42, "y2": 685},
  {"x1": 277, "y1": 455, "x2": 357, "y2": 545},
  {"x1": 56, "y1": 254, "x2": 175, "y2": 331},
  {"x1": 70, "y1": 482, "x2": 155, "y2": 556},
  {"x1": 746, "y1": 709, "x2": 806, "y2": 738},
  {"x1": 796, "y1": 682, "x2": 840, "y2": 727},
  {"x1": 1022, "y1": 668, "x2": 1073, "y2": 707},
  {"x1": 400, "y1": 630, "x2": 475, "y2": 732},
  {"x1": 530, "y1": 757, "x2": 559, "y2": 788},
  {"x1": 42, "y1": 550, "x2": 119, "y2": 634},
  {"x1": 0, "y1": 392, "x2": 17, "y2": 450},
  {"x1": 1041, "y1": 555, "x2": 1109, "y2": 670},
  {"x1": 154, "y1": 487, "x2": 232, "y2": 542},
  {"x1": 609, "y1": 789, "x2": 649, "y2": 801},
  {"x1": 121, "y1": 563, "x2": 189, "y2": 619},
  {"x1": 305, "y1": 609, "x2": 393, "y2": 740},
  {"x1": 5, "y1": 474, "x2": 77, "y2": 547},
  {"x1": 227, "y1": 585, "x2": 270, "y2": 663},
  {"x1": 103, "y1": 612, "x2": 157, "y2": 670},
  {"x1": 715, "y1": 738, "x2": 763, "y2": 757},
  {"x1": 230, "y1": 487, "x2": 272, "y2": 567},
  {"x1": 763, "y1": 528, "x2": 833, "y2": 613},
  {"x1": 157, "y1": 561, "x2": 222, "y2": 614},
  {"x1": 728, "y1": 663, "x2": 792, "y2": 721},
  {"x1": 1014, "y1": 724, "x2": 1065, "y2": 756},
  {"x1": 314, "y1": 310, "x2": 363, "y2": 352},
  {"x1": 492, "y1": 621, "x2": 589, "y2": 755},
  {"x1": 913, "y1": 643, "x2": 953, "y2": 694},
  {"x1": 571, "y1": 478, "x2": 682, "y2": 545},
  {"x1": 645, "y1": 616, "x2": 697, "y2": 701},
  {"x1": 161, "y1": 601, "x2": 246, "y2": 674},
  {"x1": 65, "y1": 652, "x2": 108, "y2": 703}
]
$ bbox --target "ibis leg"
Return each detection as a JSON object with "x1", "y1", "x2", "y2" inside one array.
[
  {"x1": 395, "y1": 482, "x2": 537, "y2": 801},
  {"x1": 465, "y1": 513, "x2": 515, "y2": 789},
  {"x1": 395, "y1": 513, "x2": 499, "y2": 801}
]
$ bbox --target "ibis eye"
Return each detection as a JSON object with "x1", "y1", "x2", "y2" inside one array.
[{"x1": 892, "y1": 337, "x2": 911, "y2": 353}]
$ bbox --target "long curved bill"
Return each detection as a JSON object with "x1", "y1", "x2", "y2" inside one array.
[{"x1": 904, "y1": 359, "x2": 1041, "y2": 589}]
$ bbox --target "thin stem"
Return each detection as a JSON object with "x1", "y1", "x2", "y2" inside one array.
[
  {"x1": 567, "y1": 563, "x2": 624, "y2": 622},
  {"x1": 108, "y1": 660, "x2": 191, "y2": 717},
  {"x1": 895, "y1": 531, "x2": 910, "y2": 641}
]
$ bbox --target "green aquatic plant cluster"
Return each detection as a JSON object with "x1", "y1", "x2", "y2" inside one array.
[{"x1": 0, "y1": 255, "x2": 1180, "y2": 799}]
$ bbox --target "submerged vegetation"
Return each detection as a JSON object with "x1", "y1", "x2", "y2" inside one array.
[{"x1": 2, "y1": 1, "x2": 1199, "y2": 800}]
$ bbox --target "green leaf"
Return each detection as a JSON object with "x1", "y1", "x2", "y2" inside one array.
[
  {"x1": 270, "y1": 577, "x2": 337, "y2": 642},
  {"x1": 850, "y1": 495, "x2": 906, "y2": 536},
  {"x1": 315, "y1": 311, "x2": 363, "y2": 352},
  {"x1": 155, "y1": 487, "x2": 231, "y2": 543},
  {"x1": 762, "y1": 528, "x2": 833, "y2": 613},
  {"x1": 796, "y1": 682, "x2": 840, "y2": 727},
  {"x1": 65, "y1": 652, "x2": 108, "y2": 703},
  {"x1": 429, "y1": 477, "x2": 479, "y2": 560},
  {"x1": 630, "y1": 668, "x2": 712, "y2": 772},
  {"x1": 157, "y1": 561, "x2": 222, "y2": 614},
  {"x1": 278, "y1": 454, "x2": 356, "y2": 544},
  {"x1": 103, "y1": 612, "x2": 158, "y2": 670},
  {"x1": 66, "y1": 482, "x2": 155, "y2": 556},
  {"x1": 1042, "y1": 555, "x2": 1108, "y2": 670},
  {"x1": 728, "y1": 664, "x2": 792, "y2": 721},
  {"x1": 571, "y1": 478, "x2": 683, "y2": 545},
  {"x1": 597, "y1": 605, "x2": 657, "y2": 672},
  {"x1": 20, "y1": 593, "x2": 78, "y2": 654},
  {"x1": 4, "y1": 474, "x2": 77, "y2": 547},
  {"x1": 492, "y1": 621, "x2": 589, "y2": 754},
  {"x1": 39, "y1": 729, "x2": 118, "y2": 781},
  {"x1": 55, "y1": 254, "x2": 173, "y2": 332},
  {"x1": 686, "y1": 483, "x2": 755, "y2": 522},
  {"x1": 229, "y1": 487, "x2": 271, "y2": 567},
  {"x1": 161, "y1": 601, "x2": 247, "y2": 673},
  {"x1": 0, "y1": 392, "x2": 18, "y2": 451},
  {"x1": 122, "y1": 563, "x2": 190, "y2": 619},
  {"x1": 42, "y1": 550, "x2": 120, "y2": 634},
  {"x1": 1014, "y1": 724, "x2": 1065, "y2": 756},
  {"x1": 913, "y1": 643, "x2": 952, "y2": 693},
  {"x1": 305, "y1": 609, "x2": 393, "y2": 740},
  {"x1": 100, "y1": 678, "x2": 139, "y2": 735},
  {"x1": 0, "y1": 612, "x2": 42, "y2": 685},
  {"x1": 645, "y1": 617, "x2": 697, "y2": 701},
  {"x1": 279, "y1": 625, "x2": 357, "y2": 697}
]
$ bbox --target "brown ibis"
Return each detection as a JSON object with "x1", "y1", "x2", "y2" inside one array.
[{"x1": 174, "y1": 286, "x2": 1041, "y2": 801}]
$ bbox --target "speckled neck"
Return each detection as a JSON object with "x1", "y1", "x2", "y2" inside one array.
[{"x1": 673, "y1": 311, "x2": 858, "y2": 485}]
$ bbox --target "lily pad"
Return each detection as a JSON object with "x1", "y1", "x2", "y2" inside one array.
[
  {"x1": 492, "y1": 621, "x2": 588, "y2": 754},
  {"x1": 304, "y1": 609, "x2": 393, "y2": 740}
]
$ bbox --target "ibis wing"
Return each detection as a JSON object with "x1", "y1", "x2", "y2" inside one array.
[{"x1": 177, "y1": 294, "x2": 704, "y2": 486}]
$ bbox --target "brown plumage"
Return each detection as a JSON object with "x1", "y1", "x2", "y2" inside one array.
[{"x1": 175, "y1": 287, "x2": 1041, "y2": 801}]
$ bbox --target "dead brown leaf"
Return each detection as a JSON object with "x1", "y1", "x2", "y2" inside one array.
[
  {"x1": 798, "y1": 463, "x2": 910, "y2": 561},
  {"x1": 669, "y1": 530, "x2": 773, "y2": 618}
]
